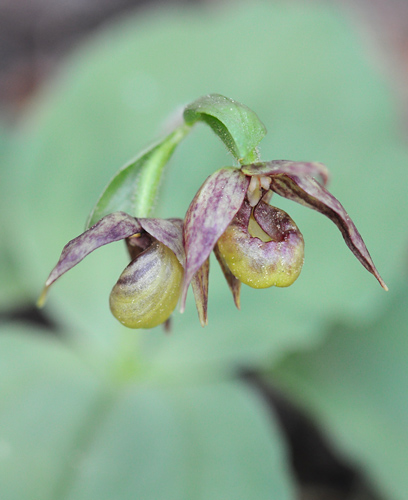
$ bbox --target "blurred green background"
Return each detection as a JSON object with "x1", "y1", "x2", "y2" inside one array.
[{"x1": 1, "y1": 1, "x2": 407, "y2": 499}]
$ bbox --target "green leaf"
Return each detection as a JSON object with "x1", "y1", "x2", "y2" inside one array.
[
  {"x1": 0, "y1": 124, "x2": 32, "y2": 308},
  {"x1": 66, "y1": 382, "x2": 294, "y2": 500},
  {"x1": 0, "y1": 326, "x2": 105, "y2": 500},
  {"x1": 272, "y1": 279, "x2": 408, "y2": 500},
  {"x1": 0, "y1": 326, "x2": 295, "y2": 500},
  {"x1": 184, "y1": 94, "x2": 266, "y2": 164},
  {"x1": 86, "y1": 123, "x2": 190, "y2": 228}
]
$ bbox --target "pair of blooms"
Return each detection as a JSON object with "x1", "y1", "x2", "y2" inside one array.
[{"x1": 40, "y1": 160, "x2": 387, "y2": 329}]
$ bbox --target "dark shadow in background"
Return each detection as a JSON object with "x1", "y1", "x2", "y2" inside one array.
[{"x1": 242, "y1": 369, "x2": 383, "y2": 500}]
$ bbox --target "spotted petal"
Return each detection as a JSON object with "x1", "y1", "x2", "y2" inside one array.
[
  {"x1": 181, "y1": 167, "x2": 250, "y2": 311},
  {"x1": 38, "y1": 212, "x2": 143, "y2": 305},
  {"x1": 242, "y1": 160, "x2": 330, "y2": 186},
  {"x1": 270, "y1": 173, "x2": 388, "y2": 290}
]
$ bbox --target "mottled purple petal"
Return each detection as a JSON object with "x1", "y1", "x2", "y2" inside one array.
[
  {"x1": 191, "y1": 258, "x2": 210, "y2": 327},
  {"x1": 38, "y1": 212, "x2": 142, "y2": 305},
  {"x1": 214, "y1": 243, "x2": 241, "y2": 309},
  {"x1": 270, "y1": 173, "x2": 388, "y2": 290},
  {"x1": 139, "y1": 218, "x2": 185, "y2": 266},
  {"x1": 180, "y1": 167, "x2": 250, "y2": 311},
  {"x1": 242, "y1": 160, "x2": 330, "y2": 186}
]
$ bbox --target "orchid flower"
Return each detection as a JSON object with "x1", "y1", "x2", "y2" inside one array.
[
  {"x1": 38, "y1": 212, "x2": 208, "y2": 329},
  {"x1": 39, "y1": 94, "x2": 387, "y2": 330},
  {"x1": 180, "y1": 160, "x2": 388, "y2": 324}
]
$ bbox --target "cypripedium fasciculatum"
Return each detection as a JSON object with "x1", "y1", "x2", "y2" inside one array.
[
  {"x1": 39, "y1": 94, "x2": 387, "y2": 330},
  {"x1": 38, "y1": 213, "x2": 208, "y2": 329},
  {"x1": 179, "y1": 161, "x2": 387, "y2": 322}
]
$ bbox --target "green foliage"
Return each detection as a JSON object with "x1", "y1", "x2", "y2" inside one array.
[
  {"x1": 0, "y1": 124, "x2": 30, "y2": 308},
  {"x1": 0, "y1": 325, "x2": 293, "y2": 500},
  {"x1": 1, "y1": 2, "x2": 408, "y2": 499},
  {"x1": 272, "y1": 278, "x2": 408, "y2": 499}
]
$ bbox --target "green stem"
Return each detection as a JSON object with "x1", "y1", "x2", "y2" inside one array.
[{"x1": 134, "y1": 123, "x2": 192, "y2": 217}]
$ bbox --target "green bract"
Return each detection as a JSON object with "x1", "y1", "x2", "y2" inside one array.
[
  {"x1": 86, "y1": 124, "x2": 191, "y2": 228},
  {"x1": 184, "y1": 94, "x2": 267, "y2": 164}
]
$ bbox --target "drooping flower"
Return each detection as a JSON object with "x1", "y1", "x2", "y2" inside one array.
[
  {"x1": 38, "y1": 89, "x2": 388, "y2": 330},
  {"x1": 180, "y1": 160, "x2": 387, "y2": 322},
  {"x1": 39, "y1": 160, "x2": 387, "y2": 330},
  {"x1": 38, "y1": 212, "x2": 208, "y2": 329}
]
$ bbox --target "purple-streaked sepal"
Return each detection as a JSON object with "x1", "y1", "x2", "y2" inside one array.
[
  {"x1": 191, "y1": 258, "x2": 210, "y2": 326},
  {"x1": 38, "y1": 212, "x2": 143, "y2": 306},
  {"x1": 242, "y1": 160, "x2": 330, "y2": 186},
  {"x1": 270, "y1": 173, "x2": 388, "y2": 290},
  {"x1": 139, "y1": 218, "x2": 184, "y2": 265},
  {"x1": 38, "y1": 212, "x2": 187, "y2": 311},
  {"x1": 181, "y1": 167, "x2": 250, "y2": 311}
]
